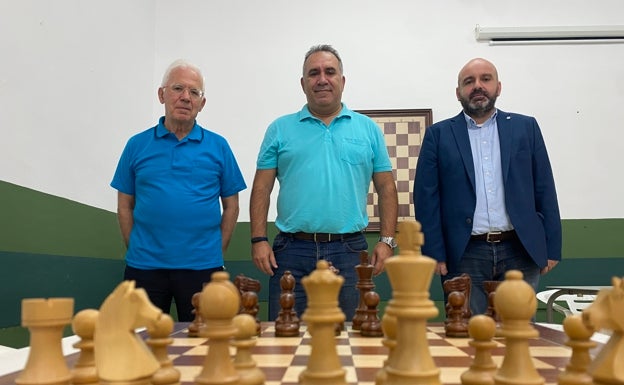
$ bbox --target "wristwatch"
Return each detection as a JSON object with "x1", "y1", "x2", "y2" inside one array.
[{"x1": 378, "y1": 236, "x2": 397, "y2": 249}]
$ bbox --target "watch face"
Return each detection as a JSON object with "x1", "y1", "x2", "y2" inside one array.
[{"x1": 380, "y1": 237, "x2": 397, "y2": 248}]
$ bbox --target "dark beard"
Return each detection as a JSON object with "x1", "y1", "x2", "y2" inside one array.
[{"x1": 460, "y1": 94, "x2": 497, "y2": 120}]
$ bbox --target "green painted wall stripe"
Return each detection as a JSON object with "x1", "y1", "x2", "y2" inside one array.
[
  {"x1": 561, "y1": 218, "x2": 624, "y2": 258},
  {"x1": 0, "y1": 181, "x2": 125, "y2": 259},
  {"x1": 1, "y1": 180, "x2": 623, "y2": 333},
  {"x1": 2, "y1": 180, "x2": 623, "y2": 261}
]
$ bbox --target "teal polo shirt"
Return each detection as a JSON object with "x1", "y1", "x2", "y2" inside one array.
[{"x1": 256, "y1": 104, "x2": 392, "y2": 233}]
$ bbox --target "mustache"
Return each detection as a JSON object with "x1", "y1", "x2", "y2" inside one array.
[{"x1": 470, "y1": 89, "x2": 489, "y2": 99}]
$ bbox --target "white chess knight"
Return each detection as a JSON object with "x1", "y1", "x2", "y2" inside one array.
[
  {"x1": 582, "y1": 276, "x2": 624, "y2": 385},
  {"x1": 94, "y1": 281, "x2": 163, "y2": 384}
]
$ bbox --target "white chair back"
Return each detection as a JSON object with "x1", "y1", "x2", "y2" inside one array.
[{"x1": 536, "y1": 289, "x2": 596, "y2": 317}]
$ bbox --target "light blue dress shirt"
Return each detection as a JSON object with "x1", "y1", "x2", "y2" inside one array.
[{"x1": 464, "y1": 110, "x2": 513, "y2": 235}]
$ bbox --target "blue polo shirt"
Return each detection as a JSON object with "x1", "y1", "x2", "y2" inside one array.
[
  {"x1": 111, "y1": 117, "x2": 246, "y2": 269},
  {"x1": 256, "y1": 104, "x2": 392, "y2": 233}
]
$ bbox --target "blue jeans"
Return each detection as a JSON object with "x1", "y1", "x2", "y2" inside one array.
[
  {"x1": 442, "y1": 237, "x2": 540, "y2": 316},
  {"x1": 268, "y1": 232, "x2": 368, "y2": 321}
]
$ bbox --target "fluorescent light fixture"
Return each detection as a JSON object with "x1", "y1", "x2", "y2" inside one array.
[{"x1": 475, "y1": 24, "x2": 624, "y2": 44}]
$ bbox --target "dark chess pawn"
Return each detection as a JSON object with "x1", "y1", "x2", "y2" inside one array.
[
  {"x1": 275, "y1": 271, "x2": 300, "y2": 337},
  {"x1": 352, "y1": 250, "x2": 374, "y2": 331},
  {"x1": 445, "y1": 291, "x2": 469, "y2": 337},
  {"x1": 188, "y1": 292, "x2": 204, "y2": 337},
  {"x1": 360, "y1": 291, "x2": 383, "y2": 337}
]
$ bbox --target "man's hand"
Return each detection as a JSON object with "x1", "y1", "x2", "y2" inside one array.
[
  {"x1": 251, "y1": 241, "x2": 277, "y2": 276},
  {"x1": 435, "y1": 261, "x2": 448, "y2": 276},
  {"x1": 370, "y1": 242, "x2": 394, "y2": 276},
  {"x1": 540, "y1": 259, "x2": 559, "y2": 275}
]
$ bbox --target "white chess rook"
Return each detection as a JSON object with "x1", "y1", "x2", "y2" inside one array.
[{"x1": 16, "y1": 298, "x2": 74, "y2": 385}]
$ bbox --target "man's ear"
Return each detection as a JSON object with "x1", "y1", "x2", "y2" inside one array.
[{"x1": 158, "y1": 87, "x2": 165, "y2": 104}]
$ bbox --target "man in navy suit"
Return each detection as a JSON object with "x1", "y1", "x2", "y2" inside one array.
[{"x1": 413, "y1": 58, "x2": 561, "y2": 315}]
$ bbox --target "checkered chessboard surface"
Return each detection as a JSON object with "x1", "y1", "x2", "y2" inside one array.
[
  {"x1": 169, "y1": 324, "x2": 570, "y2": 385},
  {"x1": 366, "y1": 116, "x2": 426, "y2": 230}
]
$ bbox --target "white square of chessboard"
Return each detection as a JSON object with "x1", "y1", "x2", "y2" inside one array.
[
  {"x1": 281, "y1": 365, "x2": 358, "y2": 384},
  {"x1": 255, "y1": 335, "x2": 303, "y2": 347}
]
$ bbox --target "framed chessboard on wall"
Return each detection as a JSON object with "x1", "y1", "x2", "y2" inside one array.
[{"x1": 357, "y1": 109, "x2": 433, "y2": 232}]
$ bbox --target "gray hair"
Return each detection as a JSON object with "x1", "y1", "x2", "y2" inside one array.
[
  {"x1": 303, "y1": 44, "x2": 343, "y2": 75},
  {"x1": 160, "y1": 59, "x2": 205, "y2": 91}
]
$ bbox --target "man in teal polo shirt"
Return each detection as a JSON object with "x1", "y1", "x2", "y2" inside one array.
[
  {"x1": 250, "y1": 45, "x2": 398, "y2": 320},
  {"x1": 111, "y1": 59, "x2": 246, "y2": 321}
]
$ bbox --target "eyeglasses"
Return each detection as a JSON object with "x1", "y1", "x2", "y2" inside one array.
[{"x1": 163, "y1": 84, "x2": 204, "y2": 99}]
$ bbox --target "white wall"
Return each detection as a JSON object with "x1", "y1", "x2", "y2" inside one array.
[{"x1": 2, "y1": 0, "x2": 623, "y2": 220}]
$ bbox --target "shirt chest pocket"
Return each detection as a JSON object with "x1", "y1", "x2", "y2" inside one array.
[
  {"x1": 340, "y1": 138, "x2": 370, "y2": 165},
  {"x1": 191, "y1": 161, "x2": 221, "y2": 194}
]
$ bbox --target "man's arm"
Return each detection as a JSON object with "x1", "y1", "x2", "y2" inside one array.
[
  {"x1": 220, "y1": 193, "x2": 240, "y2": 254},
  {"x1": 371, "y1": 171, "x2": 398, "y2": 275},
  {"x1": 117, "y1": 191, "x2": 135, "y2": 247},
  {"x1": 249, "y1": 168, "x2": 277, "y2": 275}
]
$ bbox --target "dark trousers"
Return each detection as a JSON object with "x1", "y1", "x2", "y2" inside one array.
[
  {"x1": 268, "y1": 232, "x2": 367, "y2": 321},
  {"x1": 442, "y1": 237, "x2": 540, "y2": 315},
  {"x1": 124, "y1": 265, "x2": 224, "y2": 321}
]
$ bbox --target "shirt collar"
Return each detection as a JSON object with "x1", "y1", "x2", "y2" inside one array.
[
  {"x1": 298, "y1": 103, "x2": 352, "y2": 122},
  {"x1": 463, "y1": 109, "x2": 498, "y2": 129},
  {"x1": 156, "y1": 116, "x2": 202, "y2": 141}
]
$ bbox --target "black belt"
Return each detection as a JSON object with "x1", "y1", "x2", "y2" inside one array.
[
  {"x1": 283, "y1": 232, "x2": 362, "y2": 242},
  {"x1": 470, "y1": 230, "x2": 517, "y2": 243}
]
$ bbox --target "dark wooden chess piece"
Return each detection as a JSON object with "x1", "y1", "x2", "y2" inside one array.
[
  {"x1": 188, "y1": 291, "x2": 204, "y2": 337},
  {"x1": 240, "y1": 291, "x2": 261, "y2": 336},
  {"x1": 360, "y1": 291, "x2": 383, "y2": 337},
  {"x1": 352, "y1": 250, "x2": 375, "y2": 331},
  {"x1": 483, "y1": 280, "x2": 501, "y2": 322},
  {"x1": 275, "y1": 270, "x2": 300, "y2": 337},
  {"x1": 445, "y1": 291, "x2": 469, "y2": 337},
  {"x1": 234, "y1": 274, "x2": 262, "y2": 294},
  {"x1": 326, "y1": 261, "x2": 345, "y2": 335},
  {"x1": 443, "y1": 273, "x2": 472, "y2": 325},
  {"x1": 234, "y1": 274, "x2": 262, "y2": 335}
]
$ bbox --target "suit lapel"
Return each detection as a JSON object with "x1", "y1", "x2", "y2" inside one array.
[
  {"x1": 496, "y1": 110, "x2": 512, "y2": 183},
  {"x1": 450, "y1": 112, "x2": 476, "y2": 191}
]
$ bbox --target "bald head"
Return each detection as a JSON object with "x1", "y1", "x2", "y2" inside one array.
[
  {"x1": 457, "y1": 58, "x2": 499, "y2": 87},
  {"x1": 455, "y1": 58, "x2": 501, "y2": 123}
]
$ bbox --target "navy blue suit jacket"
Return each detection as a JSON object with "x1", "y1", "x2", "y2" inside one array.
[{"x1": 413, "y1": 110, "x2": 561, "y2": 271}]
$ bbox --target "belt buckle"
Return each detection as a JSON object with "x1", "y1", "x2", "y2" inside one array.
[
  {"x1": 313, "y1": 233, "x2": 328, "y2": 242},
  {"x1": 486, "y1": 231, "x2": 502, "y2": 243}
]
